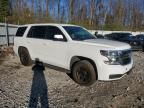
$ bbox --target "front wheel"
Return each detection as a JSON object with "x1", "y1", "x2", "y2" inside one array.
[
  {"x1": 142, "y1": 45, "x2": 144, "y2": 52},
  {"x1": 72, "y1": 60, "x2": 97, "y2": 86}
]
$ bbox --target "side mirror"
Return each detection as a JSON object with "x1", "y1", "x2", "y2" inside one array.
[
  {"x1": 94, "y1": 32, "x2": 98, "y2": 36},
  {"x1": 54, "y1": 35, "x2": 64, "y2": 41}
]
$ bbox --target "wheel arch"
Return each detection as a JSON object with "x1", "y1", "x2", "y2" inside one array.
[
  {"x1": 18, "y1": 46, "x2": 28, "y2": 55},
  {"x1": 18, "y1": 46, "x2": 32, "y2": 59},
  {"x1": 70, "y1": 56, "x2": 98, "y2": 79},
  {"x1": 18, "y1": 46, "x2": 33, "y2": 66}
]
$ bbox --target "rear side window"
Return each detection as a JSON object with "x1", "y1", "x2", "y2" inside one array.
[
  {"x1": 16, "y1": 27, "x2": 27, "y2": 37},
  {"x1": 27, "y1": 26, "x2": 46, "y2": 39}
]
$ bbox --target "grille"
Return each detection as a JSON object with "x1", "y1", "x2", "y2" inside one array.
[{"x1": 119, "y1": 50, "x2": 131, "y2": 65}]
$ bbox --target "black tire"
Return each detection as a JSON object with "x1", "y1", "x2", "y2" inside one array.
[
  {"x1": 19, "y1": 47, "x2": 32, "y2": 66},
  {"x1": 72, "y1": 60, "x2": 97, "y2": 86},
  {"x1": 142, "y1": 45, "x2": 144, "y2": 52}
]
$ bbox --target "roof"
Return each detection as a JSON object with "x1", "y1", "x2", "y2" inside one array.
[{"x1": 19, "y1": 23, "x2": 79, "y2": 27}]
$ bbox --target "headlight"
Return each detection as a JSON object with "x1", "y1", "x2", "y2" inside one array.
[{"x1": 100, "y1": 50, "x2": 121, "y2": 65}]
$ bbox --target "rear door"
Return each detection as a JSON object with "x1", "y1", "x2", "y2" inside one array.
[{"x1": 25, "y1": 26, "x2": 47, "y2": 61}]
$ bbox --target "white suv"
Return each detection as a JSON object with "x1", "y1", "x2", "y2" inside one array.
[{"x1": 14, "y1": 24, "x2": 133, "y2": 86}]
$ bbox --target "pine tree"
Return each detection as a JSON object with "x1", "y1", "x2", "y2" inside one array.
[{"x1": 0, "y1": 0, "x2": 9, "y2": 22}]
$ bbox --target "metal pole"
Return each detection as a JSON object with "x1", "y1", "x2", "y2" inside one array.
[{"x1": 5, "y1": 17, "x2": 9, "y2": 46}]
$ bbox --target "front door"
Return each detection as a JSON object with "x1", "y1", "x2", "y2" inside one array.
[{"x1": 42, "y1": 26, "x2": 68, "y2": 69}]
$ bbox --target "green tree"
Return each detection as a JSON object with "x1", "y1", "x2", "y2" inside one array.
[{"x1": 0, "y1": 0, "x2": 9, "y2": 22}]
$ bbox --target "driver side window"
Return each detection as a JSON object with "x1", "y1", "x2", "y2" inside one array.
[{"x1": 46, "y1": 26, "x2": 67, "y2": 41}]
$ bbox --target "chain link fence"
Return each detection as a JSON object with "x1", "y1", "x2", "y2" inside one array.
[{"x1": 0, "y1": 23, "x2": 18, "y2": 46}]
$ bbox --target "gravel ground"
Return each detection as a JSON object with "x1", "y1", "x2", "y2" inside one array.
[{"x1": 0, "y1": 51, "x2": 144, "y2": 108}]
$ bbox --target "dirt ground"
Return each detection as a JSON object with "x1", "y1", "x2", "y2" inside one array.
[{"x1": 0, "y1": 49, "x2": 144, "y2": 108}]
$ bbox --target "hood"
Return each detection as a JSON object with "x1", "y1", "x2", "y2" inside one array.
[{"x1": 84, "y1": 39, "x2": 131, "y2": 49}]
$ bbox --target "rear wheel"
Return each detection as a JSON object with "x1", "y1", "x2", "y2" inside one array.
[
  {"x1": 72, "y1": 60, "x2": 97, "y2": 86},
  {"x1": 19, "y1": 47, "x2": 32, "y2": 66}
]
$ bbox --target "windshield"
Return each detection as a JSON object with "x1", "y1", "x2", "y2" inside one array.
[
  {"x1": 137, "y1": 35, "x2": 144, "y2": 39},
  {"x1": 63, "y1": 26, "x2": 96, "y2": 41}
]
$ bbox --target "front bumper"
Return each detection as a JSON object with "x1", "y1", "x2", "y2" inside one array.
[
  {"x1": 109, "y1": 67, "x2": 132, "y2": 79},
  {"x1": 96, "y1": 58, "x2": 133, "y2": 81}
]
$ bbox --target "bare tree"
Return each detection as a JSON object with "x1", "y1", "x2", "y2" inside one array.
[
  {"x1": 7, "y1": 0, "x2": 144, "y2": 30},
  {"x1": 89, "y1": 0, "x2": 96, "y2": 26},
  {"x1": 57, "y1": 0, "x2": 61, "y2": 22},
  {"x1": 46, "y1": 0, "x2": 49, "y2": 17},
  {"x1": 31, "y1": 0, "x2": 34, "y2": 14},
  {"x1": 69, "y1": 0, "x2": 75, "y2": 22}
]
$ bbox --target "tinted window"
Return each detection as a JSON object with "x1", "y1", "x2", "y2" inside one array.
[
  {"x1": 114, "y1": 33, "x2": 132, "y2": 38},
  {"x1": 27, "y1": 26, "x2": 47, "y2": 39},
  {"x1": 105, "y1": 34, "x2": 114, "y2": 39},
  {"x1": 16, "y1": 27, "x2": 27, "y2": 37},
  {"x1": 107, "y1": 33, "x2": 132, "y2": 40},
  {"x1": 27, "y1": 26, "x2": 66, "y2": 41},
  {"x1": 45, "y1": 26, "x2": 65, "y2": 40},
  {"x1": 136, "y1": 35, "x2": 144, "y2": 39}
]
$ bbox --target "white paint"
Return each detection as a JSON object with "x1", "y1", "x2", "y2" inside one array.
[{"x1": 14, "y1": 24, "x2": 133, "y2": 81}]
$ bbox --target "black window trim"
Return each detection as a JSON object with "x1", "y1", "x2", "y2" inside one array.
[{"x1": 27, "y1": 25, "x2": 68, "y2": 42}]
